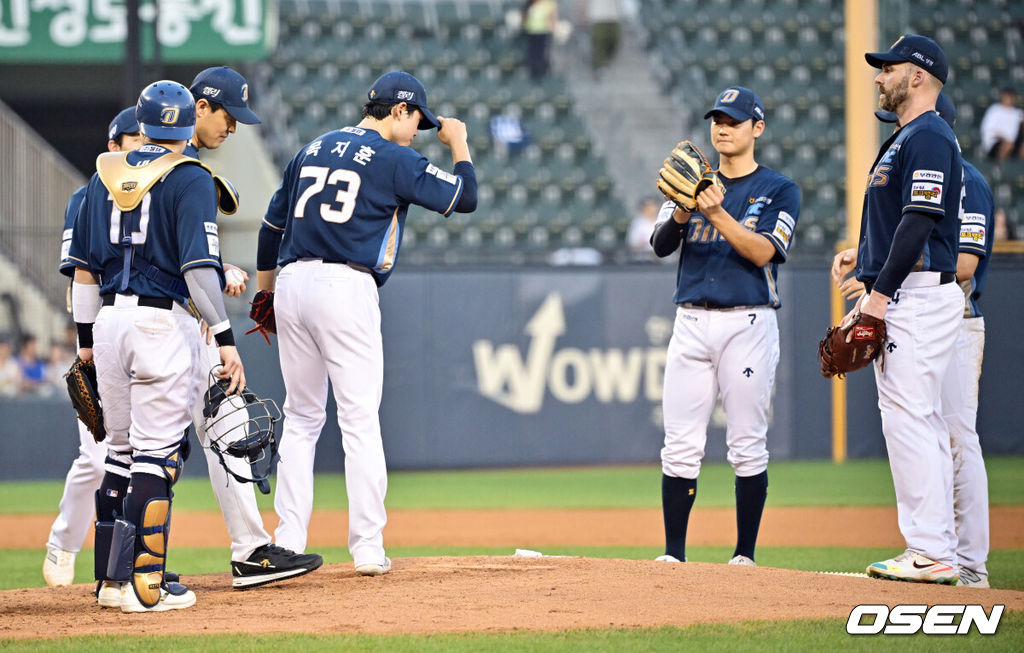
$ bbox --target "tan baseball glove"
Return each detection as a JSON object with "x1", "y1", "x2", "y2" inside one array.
[{"x1": 656, "y1": 140, "x2": 724, "y2": 211}]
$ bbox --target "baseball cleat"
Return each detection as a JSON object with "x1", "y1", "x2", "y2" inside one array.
[
  {"x1": 231, "y1": 543, "x2": 324, "y2": 590},
  {"x1": 42, "y1": 546, "x2": 76, "y2": 587},
  {"x1": 728, "y1": 555, "x2": 757, "y2": 566},
  {"x1": 957, "y1": 566, "x2": 990, "y2": 588},
  {"x1": 120, "y1": 582, "x2": 196, "y2": 613},
  {"x1": 866, "y1": 550, "x2": 959, "y2": 584},
  {"x1": 355, "y1": 556, "x2": 392, "y2": 576},
  {"x1": 97, "y1": 581, "x2": 122, "y2": 608},
  {"x1": 655, "y1": 554, "x2": 683, "y2": 562}
]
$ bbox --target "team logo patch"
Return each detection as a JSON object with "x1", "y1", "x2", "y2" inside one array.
[
  {"x1": 961, "y1": 212, "x2": 986, "y2": 225},
  {"x1": 396, "y1": 90, "x2": 415, "y2": 101},
  {"x1": 773, "y1": 211, "x2": 795, "y2": 249},
  {"x1": 207, "y1": 234, "x2": 220, "y2": 256},
  {"x1": 426, "y1": 163, "x2": 457, "y2": 184},
  {"x1": 960, "y1": 224, "x2": 986, "y2": 245},
  {"x1": 121, "y1": 181, "x2": 138, "y2": 192},
  {"x1": 202, "y1": 86, "x2": 221, "y2": 98},
  {"x1": 719, "y1": 89, "x2": 740, "y2": 103},
  {"x1": 109, "y1": 125, "x2": 117, "y2": 139},
  {"x1": 160, "y1": 107, "x2": 179, "y2": 125},
  {"x1": 913, "y1": 169, "x2": 944, "y2": 182},
  {"x1": 911, "y1": 182, "x2": 942, "y2": 204},
  {"x1": 241, "y1": 83, "x2": 248, "y2": 102},
  {"x1": 854, "y1": 326, "x2": 876, "y2": 341}
]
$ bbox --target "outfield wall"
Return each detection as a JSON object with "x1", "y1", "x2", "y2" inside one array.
[{"x1": 2, "y1": 261, "x2": 1022, "y2": 480}]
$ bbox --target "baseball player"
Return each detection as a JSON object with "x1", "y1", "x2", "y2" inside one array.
[
  {"x1": 835, "y1": 92, "x2": 994, "y2": 587},
  {"x1": 256, "y1": 71, "x2": 477, "y2": 574},
  {"x1": 845, "y1": 35, "x2": 962, "y2": 584},
  {"x1": 68, "y1": 80, "x2": 244, "y2": 611},
  {"x1": 182, "y1": 65, "x2": 323, "y2": 587},
  {"x1": 43, "y1": 108, "x2": 143, "y2": 587},
  {"x1": 652, "y1": 87, "x2": 800, "y2": 566}
]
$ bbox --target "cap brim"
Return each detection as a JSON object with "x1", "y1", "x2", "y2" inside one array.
[
  {"x1": 223, "y1": 104, "x2": 261, "y2": 125},
  {"x1": 865, "y1": 52, "x2": 905, "y2": 68},
  {"x1": 874, "y1": 109, "x2": 899, "y2": 123},
  {"x1": 417, "y1": 104, "x2": 440, "y2": 130},
  {"x1": 704, "y1": 107, "x2": 752, "y2": 121},
  {"x1": 140, "y1": 124, "x2": 195, "y2": 140}
]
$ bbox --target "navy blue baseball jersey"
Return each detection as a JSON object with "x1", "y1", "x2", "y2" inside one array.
[
  {"x1": 262, "y1": 126, "x2": 465, "y2": 286},
  {"x1": 855, "y1": 111, "x2": 962, "y2": 283},
  {"x1": 959, "y1": 161, "x2": 995, "y2": 317},
  {"x1": 60, "y1": 185, "x2": 87, "y2": 278},
  {"x1": 184, "y1": 142, "x2": 199, "y2": 158},
  {"x1": 67, "y1": 145, "x2": 221, "y2": 302},
  {"x1": 665, "y1": 165, "x2": 800, "y2": 308}
]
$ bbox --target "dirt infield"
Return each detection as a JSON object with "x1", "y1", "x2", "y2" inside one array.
[
  {"x1": 4, "y1": 506, "x2": 1024, "y2": 549},
  {"x1": 2, "y1": 556, "x2": 1023, "y2": 640}
]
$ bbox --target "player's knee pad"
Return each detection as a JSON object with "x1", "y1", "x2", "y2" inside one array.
[
  {"x1": 133, "y1": 432, "x2": 190, "y2": 486},
  {"x1": 104, "y1": 449, "x2": 132, "y2": 480}
]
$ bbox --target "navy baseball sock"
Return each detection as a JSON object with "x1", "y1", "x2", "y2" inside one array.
[
  {"x1": 96, "y1": 472, "x2": 130, "y2": 522},
  {"x1": 661, "y1": 474, "x2": 697, "y2": 561},
  {"x1": 733, "y1": 471, "x2": 768, "y2": 560}
]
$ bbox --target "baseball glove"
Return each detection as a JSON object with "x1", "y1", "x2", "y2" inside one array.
[
  {"x1": 656, "y1": 140, "x2": 724, "y2": 211},
  {"x1": 818, "y1": 312, "x2": 887, "y2": 378},
  {"x1": 64, "y1": 356, "x2": 105, "y2": 442},
  {"x1": 245, "y1": 289, "x2": 276, "y2": 345}
]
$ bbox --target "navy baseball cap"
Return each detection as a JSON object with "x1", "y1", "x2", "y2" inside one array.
[
  {"x1": 704, "y1": 87, "x2": 766, "y2": 123},
  {"x1": 368, "y1": 71, "x2": 440, "y2": 130},
  {"x1": 189, "y1": 66, "x2": 261, "y2": 125},
  {"x1": 865, "y1": 34, "x2": 948, "y2": 84},
  {"x1": 108, "y1": 106, "x2": 140, "y2": 141},
  {"x1": 875, "y1": 91, "x2": 956, "y2": 127}
]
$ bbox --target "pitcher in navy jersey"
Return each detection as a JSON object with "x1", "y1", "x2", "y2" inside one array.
[
  {"x1": 651, "y1": 87, "x2": 800, "y2": 567},
  {"x1": 256, "y1": 71, "x2": 477, "y2": 575}
]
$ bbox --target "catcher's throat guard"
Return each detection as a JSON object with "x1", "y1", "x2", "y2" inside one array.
[{"x1": 202, "y1": 369, "x2": 281, "y2": 494}]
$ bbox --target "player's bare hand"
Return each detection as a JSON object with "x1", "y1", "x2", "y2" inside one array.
[
  {"x1": 217, "y1": 345, "x2": 245, "y2": 394},
  {"x1": 839, "y1": 276, "x2": 866, "y2": 300},
  {"x1": 223, "y1": 263, "x2": 249, "y2": 297},
  {"x1": 77, "y1": 347, "x2": 93, "y2": 362},
  {"x1": 672, "y1": 206, "x2": 693, "y2": 224},
  {"x1": 199, "y1": 320, "x2": 214, "y2": 346},
  {"x1": 831, "y1": 247, "x2": 857, "y2": 287},
  {"x1": 695, "y1": 183, "x2": 726, "y2": 219},
  {"x1": 436, "y1": 117, "x2": 467, "y2": 146}
]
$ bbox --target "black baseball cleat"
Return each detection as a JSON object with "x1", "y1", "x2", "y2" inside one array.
[{"x1": 231, "y1": 544, "x2": 323, "y2": 590}]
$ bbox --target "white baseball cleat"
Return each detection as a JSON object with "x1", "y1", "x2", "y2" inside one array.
[
  {"x1": 355, "y1": 557, "x2": 392, "y2": 576},
  {"x1": 866, "y1": 550, "x2": 958, "y2": 584},
  {"x1": 728, "y1": 555, "x2": 757, "y2": 566},
  {"x1": 654, "y1": 554, "x2": 683, "y2": 562},
  {"x1": 42, "y1": 547, "x2": 76, "y2": 587},
  {"x1": 97, "y1": 581, "x2": 122, "y2": 607},
  {"x1": 120, "y1": 582, "x2": 196, "y2": 613},
  {"x1": 957, "y1": 566, "x2": 990, "y2": 588}
]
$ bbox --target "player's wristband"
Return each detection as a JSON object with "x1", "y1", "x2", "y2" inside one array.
[
  {"x1": 214, "y1": 328, "x2": 236, "y2": 347},
  {"x1": 76, "y1": 322, "x2": 94, "y2": 349}
]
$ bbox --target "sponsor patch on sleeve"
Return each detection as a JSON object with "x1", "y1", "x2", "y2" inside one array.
[
  {"x1": 961, "y1": 212, "x2": 986, "y2": 225},
  {"x1": 204, "y1": 222, "x2": 218, "y2": 235},
  {"x1": 912, "y1": 169, "x2": 944, "y2": 183},
  {"x1": 911, "y1": 182, "x2": 943, "y2": 204},
  {"x1": 960, "y1": 224, "x2": 986, "y2": 247},
  {"x1": 61, "y1": 241, "x2": 71, "y2": 261},
  {"x1": 772, "y1": 211, "x2": 795, "y2": 250},
  {"x1": 207, "y1": 234, "x2": 220, "y2": 257},
  {"x1": 425, "y1": 163, "x2": 457, "y2": 185}
]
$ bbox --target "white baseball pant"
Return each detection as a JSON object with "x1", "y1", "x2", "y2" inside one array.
[
  {"x1": 939, "y1": 315, "x2": 988, "y2": 575},
  {"x1": 661, "y1": 305, "x2": 778, "y2": 479},
  {"x1": 46, "y1": 420, "x2": 105, "y2": 553},
  {"x1": 873, "y1": 273, "x2": 964, "y2": 567},
  {"x1": 272, "y1": 260, "x2": 388, "y2": 568}
]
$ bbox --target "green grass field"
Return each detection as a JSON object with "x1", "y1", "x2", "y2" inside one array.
[{"x1": 2, "y1": 457, "x2": 1022, "y2": 650}]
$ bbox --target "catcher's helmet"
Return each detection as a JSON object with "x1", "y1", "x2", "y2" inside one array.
[
  {"x1": 202, "y1": 373, "x2": 281, "y2": 494},
  {"x1": 136, "y1": 80, "x2": 196, "y2": 140}
]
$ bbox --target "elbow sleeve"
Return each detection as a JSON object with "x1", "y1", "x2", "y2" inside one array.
[
  {"x1": 257, "y1": 226, "x2": 283, "y2": 271},
  {"x1": 453, "y1": 161, "x2": 477, "y2": 213}
]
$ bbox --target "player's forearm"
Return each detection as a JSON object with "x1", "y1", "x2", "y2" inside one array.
[
  {"x1": 71, "y1": 271, "x2": 101, "y2": 349},
  {"x1": 711, "y1": 217, "x2": 775, "y2": 267},
  {"x1": 448, "y1": 139, "x2": 471, "y2": 165},
  {"x1": 956, "y1": 252, "x2": 981, "y2": 282},
  {"x1": 256, "y1": 225, "x2": 283, "y2": 273},
  {"x1": 453, "y1": 161, "x2": 477, "y2": 212},
  {"x1": 256, "y1": 269, "x2": 276, "y2": 292}
]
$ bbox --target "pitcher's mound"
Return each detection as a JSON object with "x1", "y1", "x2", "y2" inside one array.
[{"x1": 3, "y1": 556, "x2": 1020, "y2": 640}]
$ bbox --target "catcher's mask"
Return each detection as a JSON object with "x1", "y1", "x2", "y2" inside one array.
[{"x1": 202, "y1": 371, "x2": 281, "y2": 494}]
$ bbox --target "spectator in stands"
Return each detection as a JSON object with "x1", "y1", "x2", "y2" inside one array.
[
  {"x1": 627, "y1": 197, "x2": 661, "y2": 261},
  {"x1": 993, "y1": 207, "x2": 1015, "y2": 241},
  {"x1": 523, "y1": 0, "x2": 558, "y2": 79},
  {"x1": 16, "y1": 335, "x2": 45, "y2": 395},
  {"x1": 585, "y1": 0, "x2": 623, "y2": 78},
  {"x1": 45, "y1": 341, "x2": 74, "y2": 395},
  {"x1": 980, "y1": 87, "x2": 1024, "y2": 161},
  {"x1": 0, "y1": 339, "x2": 21, "y2": 398}
]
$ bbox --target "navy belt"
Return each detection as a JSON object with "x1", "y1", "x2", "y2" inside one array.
[
  {"x1": 101, "y1": 294, "x2": 174, "y2": 310},
  {"x1": 680, "y1": 302, "x2": 765, "y2": 311}
]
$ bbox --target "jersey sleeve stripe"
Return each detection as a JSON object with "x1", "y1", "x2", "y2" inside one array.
[
  {"x1": 904, "y1": 204, "x2": 944, "y2": 215},
  {"x1": 763, "y1": 234, "x2": 790, "y2": 261},
  {"x1": 180, "y1": 258, "x2": 222, "y2": 271},
  {"x1": 442, "y1": 175, "x2": 464, "y2": 216},
  {"x1": 261, "y1": 218, "x2": 286, "y2": 232},
  {"x1": 958, "y1": 242, "x2": 987, "y2": 255},
  {"x1": 66, "y1": 255, "x2": 91, "y2": 268}
]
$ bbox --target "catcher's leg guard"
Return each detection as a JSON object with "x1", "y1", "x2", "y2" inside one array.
[
  {"x1": 123, "y1": 473, "x2": 172, "y2": 608},
  {"x1": 93, "y1": 470, "x2": 130, "y2": 582}
]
